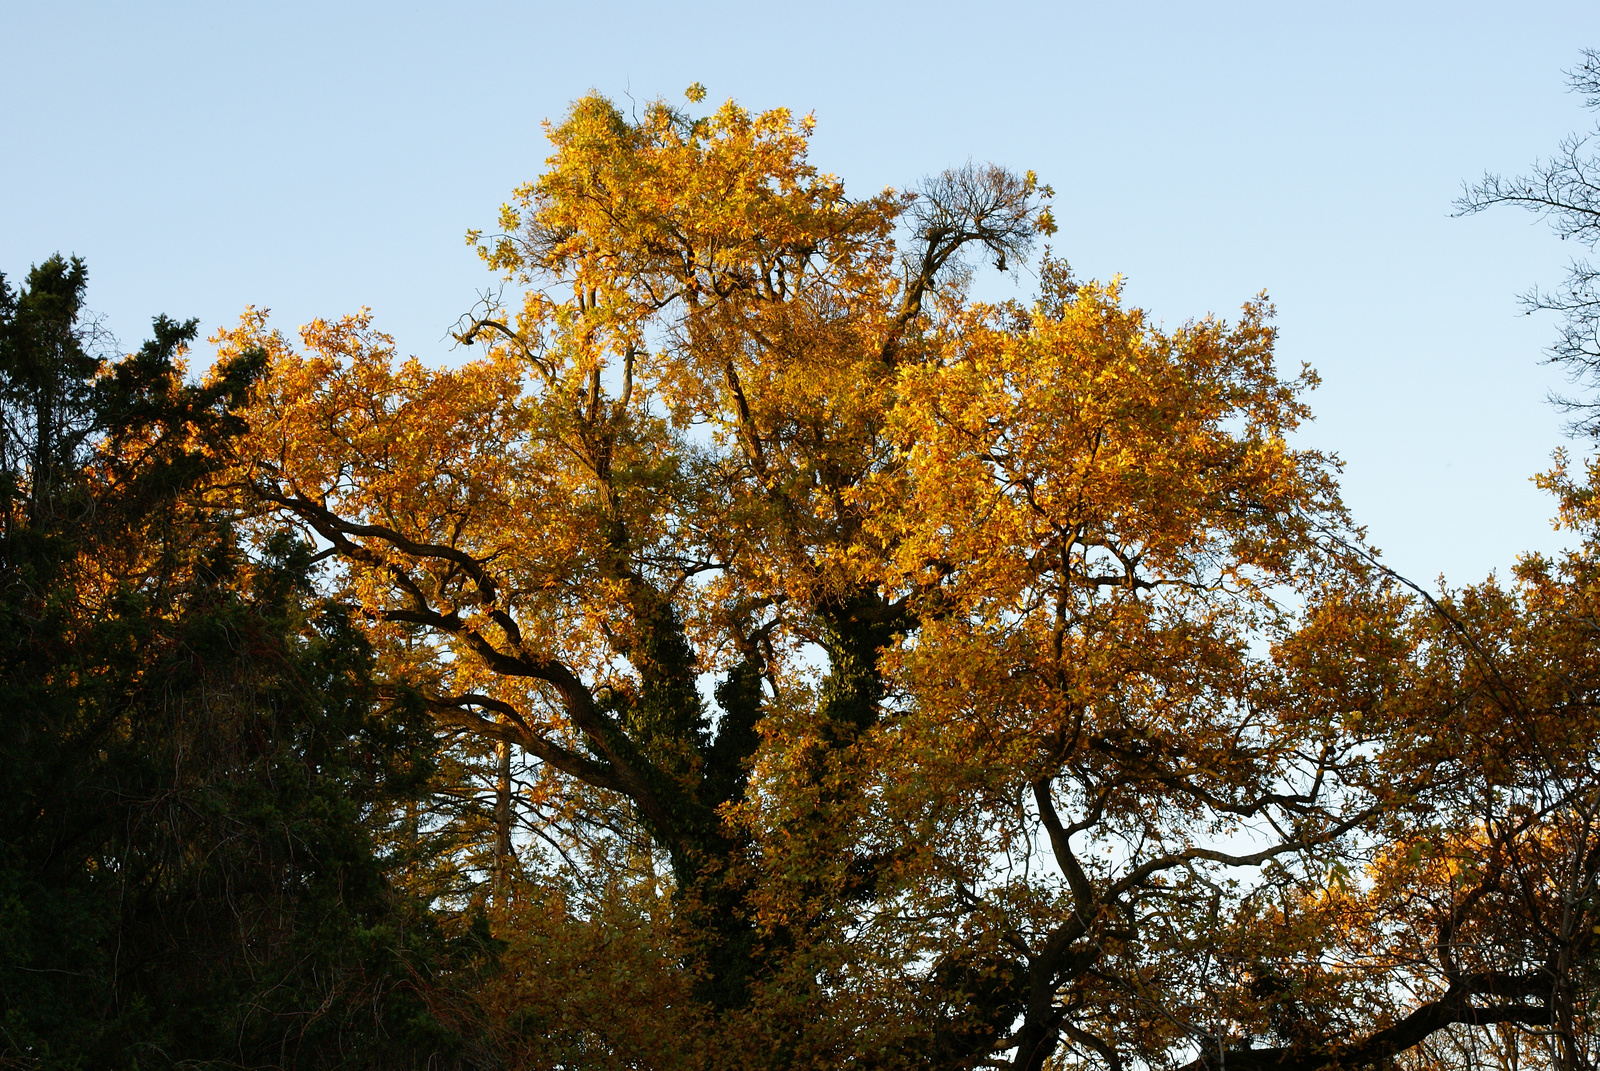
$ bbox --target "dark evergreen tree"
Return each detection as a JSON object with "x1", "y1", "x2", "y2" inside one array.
[{"x1": 0, "y1": 256, "x2": 494, "y2": 1069}]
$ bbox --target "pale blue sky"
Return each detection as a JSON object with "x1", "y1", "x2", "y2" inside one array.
[{"x1": 4, "y1": 1, "x2": 1597, "y2": 587}]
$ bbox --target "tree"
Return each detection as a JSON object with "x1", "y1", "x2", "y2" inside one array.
[
  {"x1": 225, "y1": 90, "x2": 1598, "y2": 1070},
  {"x1": 1457, "y1": 49, "x2": 1600, "y2": 428},
  {"x1": 0, "y1": 256, "x2": 489, "y2": 1069}
]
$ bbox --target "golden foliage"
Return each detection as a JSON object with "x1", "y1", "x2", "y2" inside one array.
[{"x1": 218, "y1": 90, "x2": 1598, "y2": 1071}]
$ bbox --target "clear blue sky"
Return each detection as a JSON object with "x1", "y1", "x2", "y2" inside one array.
[{"x1": 4, "y1": 1, "x2": 1597, "y2": 587}]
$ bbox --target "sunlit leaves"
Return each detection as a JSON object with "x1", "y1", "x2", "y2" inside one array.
[{"x1": 221, "y1": 88, "x2": 1598, "y2": 1071}]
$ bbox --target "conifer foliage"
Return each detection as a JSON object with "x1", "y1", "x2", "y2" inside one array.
[{"x1": 0, "y1": 256, "x2": 486, "y2": 1069}]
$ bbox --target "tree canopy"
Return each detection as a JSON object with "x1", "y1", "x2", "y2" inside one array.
[
  {"x1": 209, "y1": 89, "x2": 1598, "y2": 1070},
  {"x1": 4, "y1": 84, "x2": 1597, "y2": 1071}
]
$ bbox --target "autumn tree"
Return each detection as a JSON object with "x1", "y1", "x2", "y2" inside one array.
[{"x1": 225, "y1": 90, "x2": 1598, "y2": 1070}]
